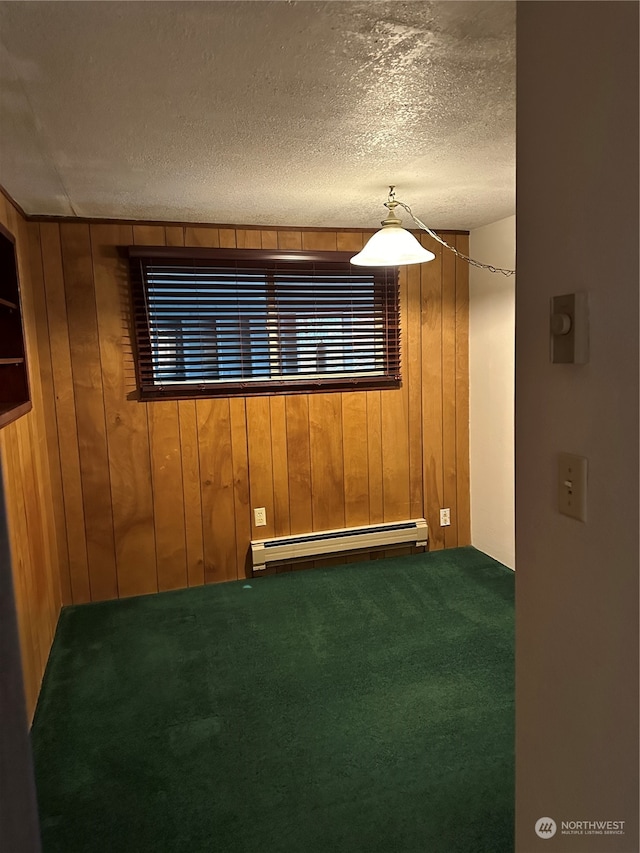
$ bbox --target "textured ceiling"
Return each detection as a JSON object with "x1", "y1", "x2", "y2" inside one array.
[{"x1": 0, "y1": 1, "x2": 515, "y2": 230}]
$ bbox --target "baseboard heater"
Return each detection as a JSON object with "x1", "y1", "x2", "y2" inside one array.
[{"x1": 251, "y1": 518, "x2": 428, "y2": 574}]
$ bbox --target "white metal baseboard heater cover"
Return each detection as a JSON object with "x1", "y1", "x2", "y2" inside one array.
[{"x1": 251, "y1": 518, "x2": 428, "y2": 573}]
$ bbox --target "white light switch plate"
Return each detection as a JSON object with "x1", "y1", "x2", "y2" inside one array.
[{"x1": 558, "y1": 453, "x2": 588, "y2": 522}]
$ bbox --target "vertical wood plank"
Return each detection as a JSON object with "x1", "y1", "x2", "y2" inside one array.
[
  {"x1": 1, "y1": 432, "x2": 38, "y2": 712},
  {"x1": 14, "y1": 418, "x2": 52, "y2": 676},
  {"x1": 184, "y1": 226, "x2": 220, "y2": 248},
  {"x1": 421, "y1": 234, "x2": 445, "y2": 549},
  {"x1": 22, "y1": 420, "x2": 60, "y2": 659},
  {"x1": 390, "y1": 264, "x2": 412, "y2": 524},
  {"x1": 165, "y1": 226, "x2": 185, "y2": 246},
  {"x1": 148, "y1": 401, "x2": 188, "y2": 591},
  {"x1": 5, "y1": 427, "x2": 39, "y2": 688},
  {"x1": 336, "y1": 232, "x2": 364, "y2": 253},
  {"x1": 301, "y1": 231, "x2": 337, "y2": 252},
  {"x1": 5, "y1": 189, "x2": 65, "y2": 684},
  {"x1": 342, "y1": 392, "x2": 370, "y2": 527},
  {"x1": 229, "y1": 398, "x2": 251, "y2": 579},
  {"x1": 269, "y1": 396, "x2": 290, "y2": 537},
  {"x1": 381, "y1": 386, "x2": 411, "y2": 521},
  {"x1": 218, "y1": 229, "x2": 237, "y2": 248},
  {"x1": 366, "y1": 391, "x2": 384, "y2": 524},
  {"x1": 132, "y1": 224, "x2": 165, "y2": 246},
  {"x1": 26, "y1": 223, "x2": 71, "y2": 603},
  {"x1": 442, "y1": 236, "x2": 459, "y2": 547},
  {"x1": 246, "y1": 396, "x2": 275, "y2": 540},
  {"x1": 178, "y1": 400, "x2": 205, "y2": 586},
  {"x1": 285, "y1": 395, "x2": 313, "y2": 535},
  {"x1": 277, "y1": 231, "x2": 302, "y2": 251},
  {"x1": 380, "y1": 261, "x2": 412, "y2": 528},
  {"x1": 93, "y1": 223, "x2": 158, "y2": 598},
  {"x1": 40, "y1": 223, "x2": 90, "y2": 603},
  {"x1": 236, "y1": 229, "x2": 262, "y2": 249},
  {"x1": 309, "y1": 393, "x2": 345, "y2": 531},
  {"x1": 197, "y1": 398, "x2": 237, "y2": 582},
  {"x1": 406, "y1": 261, "x2": 424, "y2": 521},
  {"x1": 13, "y1": 211, "x2": 62, "y2": 636},
  {"x1": 455, "y1": 234, "x2": 471, "y2": 545},
  {"x1": 260, "y1": 230, "x2": 278, "y2": 250}
]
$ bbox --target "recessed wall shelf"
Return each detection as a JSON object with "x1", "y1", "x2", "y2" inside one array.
[{"x1": 0, "y1": 223, "x2": 31, "y2": 429}]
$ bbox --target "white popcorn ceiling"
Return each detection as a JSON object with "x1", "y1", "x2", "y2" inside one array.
[{"x1": 0, "y1": 1, "x2": 515, "y2": 230}]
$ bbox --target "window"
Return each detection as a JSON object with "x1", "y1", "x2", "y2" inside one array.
[{"x1": 129, "y1": 247, "x2": 400, "y2": 399}]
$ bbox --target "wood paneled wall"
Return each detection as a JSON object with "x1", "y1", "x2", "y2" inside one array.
[
  {"x1": 0, "y1": 194, "x2": 62, "y2": 719},
  {"x1": 28, "y1": 220, "x2": 470, "y2": 604}
]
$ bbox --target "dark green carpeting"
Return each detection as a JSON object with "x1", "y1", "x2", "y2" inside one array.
[{"x1": 32, "y1": 546, "x2": 514, "y2": 853}]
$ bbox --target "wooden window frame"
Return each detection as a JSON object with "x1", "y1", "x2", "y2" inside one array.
[{"x1": 129, "y1": 247, "x2": 401, "y2": 400}]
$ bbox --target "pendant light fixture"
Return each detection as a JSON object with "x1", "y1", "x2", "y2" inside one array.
[
  {"x1": 351, "y1": 186, "x2": 516, "y2": 276},
  {"x1": 351, "y1": 187, "x2": 435, "y2": 267}
]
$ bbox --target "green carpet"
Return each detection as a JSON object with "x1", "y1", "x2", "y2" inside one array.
[{"x1": 32, "y1": 546, "x2": 514, "y2": 853}]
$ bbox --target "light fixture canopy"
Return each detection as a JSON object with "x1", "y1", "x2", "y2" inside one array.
[{"x1": 351, "y1": 188, "x2": 436, "y2": 267}]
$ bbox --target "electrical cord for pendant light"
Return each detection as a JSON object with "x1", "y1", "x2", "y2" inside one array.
[{"x1": 388, "y1": 187, "x2": 516, "y2": 276}]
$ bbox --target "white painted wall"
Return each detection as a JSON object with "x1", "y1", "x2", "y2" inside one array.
[
  {"x1": 469, "y1": 215, "x2": 515, "y2": 569},
  {"x1": 516, "y1": 3, "x2": 638, "y2": 850}
]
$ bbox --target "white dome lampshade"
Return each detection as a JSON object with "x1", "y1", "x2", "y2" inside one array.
[{"x1": 351, "y1": 201, "x2": 436, "y2": 267}]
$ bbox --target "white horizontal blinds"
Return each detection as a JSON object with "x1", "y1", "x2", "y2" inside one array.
[{"x1": 130, "y1": 249, "x2": 400, "y2": 398}]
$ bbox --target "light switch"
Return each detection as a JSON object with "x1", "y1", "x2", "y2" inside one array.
[
  {"x1": 558, "y1": 453, "x2": 588, "y2": 522},
  {"x1": 550, "y1": 292, "x2": 589, "y2": 364}
]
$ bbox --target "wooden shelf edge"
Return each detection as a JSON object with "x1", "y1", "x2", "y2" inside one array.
[{"x1": 0, "y1": 400, "x2": 32, "y2": 430}]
